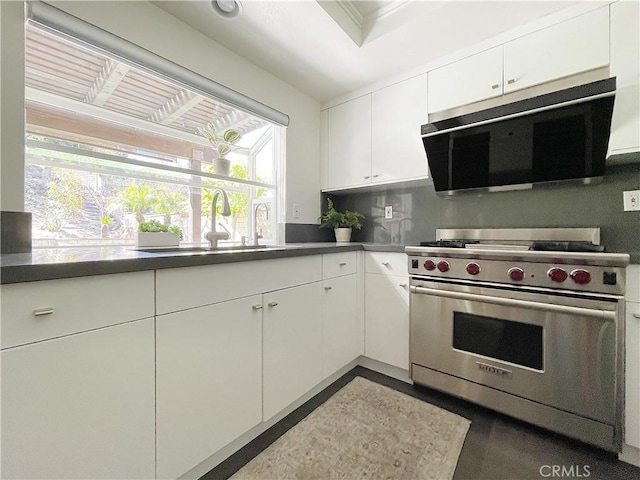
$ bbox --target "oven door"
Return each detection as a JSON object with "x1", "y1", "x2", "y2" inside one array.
[{"x1": 409, "y1": 278, "x2": 621, "y2": 425}]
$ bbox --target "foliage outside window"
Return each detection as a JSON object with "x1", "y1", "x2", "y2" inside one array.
[{"x1": 24, "y1": 23, "x2": 282, "y2": 247}]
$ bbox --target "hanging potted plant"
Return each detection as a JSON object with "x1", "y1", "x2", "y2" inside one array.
[
  {"x1": 319, "y1": 198, "x2": 364, "y2": 242},
  {"x1": 197, "y1": 123, "x2": 242, "y2": 176}
]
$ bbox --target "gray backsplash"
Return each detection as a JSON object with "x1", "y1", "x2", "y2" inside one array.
[{"x1": 324, "y1": 162, "x2": 640, "y2": 262}]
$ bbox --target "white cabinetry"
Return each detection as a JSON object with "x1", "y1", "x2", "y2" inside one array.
[
  {"x1": 364, "y1": 252, "x2": 410, "y2": 370},
  {"x1": 625, "y1": 301, "x2": 640, "y2": 452},
  {"x1": 623, "y1": 265, "x2": 640, "y2": 466},
  {"x1": 1, "y1": 272, "x2": 155, "y2": 479},
  {"x1": 503, "y1": 7, "x2": 608, "y2": 94},
  {"x1": 327, "y1": 95, "x2": 372, "y2": 189},
  {"x1": 321, "y1": 252, "x2": 362, "y2": 378},
  {"x1": 371, "y1": 75, "x2": 428, "y2": 183},
  {"x1": 263, "y1": 282, "x2": 323, "y2": 421},
  {"x1": 427, "y1": 6, "x2": 609, "y2": 113},
  {"x1": 428, "y1": 46, "x2": 503, "y2": 113},
  {"x1": 609, "y1": 0, "x2": 640, "y2": 156},
  {"x1": 325, "y1": 75, "x2": 428, "y2": 190},
  {"x1": 156, "y1": 295, "x2": 263, "y2": 480}
]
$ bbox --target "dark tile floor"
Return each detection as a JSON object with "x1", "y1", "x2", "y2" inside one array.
[{"x1": 203, "y1": 367, "x2": 640, "y2": 480}]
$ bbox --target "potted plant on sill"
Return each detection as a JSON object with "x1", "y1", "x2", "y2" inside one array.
[
  {"x1": 197, "y1": 123, "x2": 242, "y2": 176},
  {"x1": 136, "y1": 219, "x2": 183, "y2": 248},
  {"x1": 319, "y1": 198, "x2": 364, "y2": 243}
]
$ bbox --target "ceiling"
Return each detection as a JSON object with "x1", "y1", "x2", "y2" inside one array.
[{"x1": 153, "y1": 0, "x2": 578, "y2": 103}]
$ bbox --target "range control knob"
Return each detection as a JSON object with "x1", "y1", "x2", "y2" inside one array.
[
  {"x1": 423, "y1": 259, "x2": 436, "y2": 271},
  {"x1": 466, "y1": 262, "x2": 481, "y2": 276},
  {"x1": 437, "y1": 261, "x2": 450, "y2": 273},
  {"x1": 570, "y1": 269, "x2": 591, "y2": 285},
  {"x1": 508, "y1": 267, "x2": 525, "y2": 282},
  {"x1": 548, "y1": 267, "x2": 568, "y2": 283}
]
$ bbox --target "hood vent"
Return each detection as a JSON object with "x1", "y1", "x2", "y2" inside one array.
[{"x1": 422, "y1": 78, "x2": 616, "y2": 195}]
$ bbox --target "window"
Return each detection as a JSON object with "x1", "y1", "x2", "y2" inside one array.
[{"x1": 24, "y1": 21, "x2": 284, "y2": 247}]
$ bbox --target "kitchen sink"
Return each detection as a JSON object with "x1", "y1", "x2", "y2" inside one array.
[{"x1": 135, "y1": 245, "x2": 288, "y2": 254}]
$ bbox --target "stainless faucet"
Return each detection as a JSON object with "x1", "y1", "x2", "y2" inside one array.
[
  {"x1": 204, "y1": 189, "x2": 232, "y2": 248},
  {"x1": 253, "y1": 203, "x2": 269, "y2": 246}
]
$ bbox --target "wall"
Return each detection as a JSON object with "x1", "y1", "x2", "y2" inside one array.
[
  {"x1": 0, "y1": 0, "x2": 26, "y2": 212},
  {"x1": 329, "y1": 161, "x2": 640, "y2": 263},
  {"x1": 0, "y1": 0, "x2": 321, "y2": 224}
]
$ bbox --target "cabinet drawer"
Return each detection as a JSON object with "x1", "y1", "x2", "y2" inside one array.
[
  {"x1": 156, "y1": 255, "x2": 322, "y2": 314},
  {"x1": 365, "y1": 252, "x2": 408, "y2": 276},
  {"x1": 323, "y1": 252, "x2": 357, "y2": 279},
  {"x1": 1, "y1": 271, "x2": 154, "y2": 349}
]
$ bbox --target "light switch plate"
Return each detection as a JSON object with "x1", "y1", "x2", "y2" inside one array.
[
  {"x1": 384, "y1": 206, "x2": 393, "y2": 219},
  {"x1": 623, "y1": 190, "x2": 640, "y2": 211},
  {"x1": 292, "y1": 204, "x2": 301, "y2": 219}
]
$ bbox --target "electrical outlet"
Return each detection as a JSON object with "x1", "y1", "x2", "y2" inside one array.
[
  {"x1": 623, "y1": 190, "x2": 640, "y2": 211},
  {"x1": 292, "y1": 203, "x2": 301, "y2": 219},
  {"x1": 384, "y1": 206, "x2": 393, "y2": 219}
]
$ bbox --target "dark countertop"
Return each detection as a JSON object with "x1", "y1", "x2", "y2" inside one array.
[{"x1": 0, "y1": 243, "x2": 407, "y2": 284}]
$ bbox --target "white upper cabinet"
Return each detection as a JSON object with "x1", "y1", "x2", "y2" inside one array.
[
  {"x1": 427, "y1": 6, "x2": 610, "y2": 114},
  {"x1": 608, "y1": 0, "x2": 640, "y2": 156},
  {"x1": 503, "y1": 7, "x2": 609, "y2": 94},
  {"x1": 427, "y1": 46, "x2": 503, "y2": 113},
  {"x1": 327, "y1": 95, "x2": 372, "y2": 189},
  {"x1": 372, "y1": 74, "x2": 429, "y2": 182}
]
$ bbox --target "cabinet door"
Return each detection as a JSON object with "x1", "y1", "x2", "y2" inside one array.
[
  {"x1": 626, "y1": 302, "x2": 640, "y2": 449},
  {"x1": 263, "y1": 282, "x2": 323, "y2": 420},
  {"x1": 427, "y1": 46, "x2": 503, "y2": 113},
  {"x1": 365, "y1": 273, "x2": 410, "y2": 370},
  {"x1": 1, "y1": 319, "x2": 155, "y2": 479},
  {"x1": 327, "y1": 95, "x2": 372, "y2": 188},
  {"x1": 372, "y1": 74, "x2": 429, "y2": 182},
  {"x1": 156, "y1": 295, "x2": 263, "y2": 480},
  {"x1": 322, "y1": 275, "x2": 361, "y2": 378},
  {"x1": 609, "y1": 0, "x2": 640, "y2": 156},
  {"x1": 504, "y1": 7, "x2": 609, "y2": 94}
]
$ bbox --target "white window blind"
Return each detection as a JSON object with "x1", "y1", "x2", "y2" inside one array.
[{"x1": 27, "y1": 0, "x2": 290, "y2": 127}]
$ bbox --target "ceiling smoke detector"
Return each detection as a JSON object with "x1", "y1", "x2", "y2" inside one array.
[{"x1": 211, "y1": 0, "x2": 242, "y2": 19}]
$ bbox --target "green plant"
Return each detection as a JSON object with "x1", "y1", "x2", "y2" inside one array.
[
  {"x1": 168, "y1": 225, "x2": 183, "y2": 240},
  {"x1": 197, "y1": 123, "x2": 242, "y2": 158},
  {"x1": 138, "y1": 219, "x2": 168, "y2": 233},
  {"x1": 319, "y1": 198, "x2": 364, "y2": 230}
]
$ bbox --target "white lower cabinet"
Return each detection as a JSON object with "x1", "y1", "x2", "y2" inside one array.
[
  {"x1": 365, "y1": 272, "x2": 410, "y2": 370},
  {"x1": 263, "y1": 281, "x2": 324, "y2": 421},
  {"x1": 1, "y1": 318, "x2": 155, "y2": 479},
  {"x1": 322, "y1": 274, "x2": 361, "y2": 377},
  {"x1": 625, "y1": 301, "x2": 640, "y2": 450},
  {"x1": 156, "y1": 295, "x2": 263, "y2": 480}
]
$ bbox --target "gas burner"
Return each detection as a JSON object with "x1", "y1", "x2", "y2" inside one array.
[
  {"x1": 407, "y1": 228, "x2": 627, "y2": 295},
  {"x1": 530, "y1": 241, "x2": 605, "y2": 253},
  {"x1": 419, "y1": 240, "x2": 479, "y2": 248}
]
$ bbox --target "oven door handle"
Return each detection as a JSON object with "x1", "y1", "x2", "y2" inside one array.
[{"x1": 410, "y1": 286, "x2": 616, "y2": 320}]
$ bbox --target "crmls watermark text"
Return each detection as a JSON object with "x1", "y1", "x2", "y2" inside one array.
[{"x1": 540, "y1": 465, "x2": 591, "y2": 478}]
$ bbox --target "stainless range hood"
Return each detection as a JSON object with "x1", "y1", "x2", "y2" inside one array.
[{"x1": 421, "y1": 78, "x2": 616, "y2": 195}]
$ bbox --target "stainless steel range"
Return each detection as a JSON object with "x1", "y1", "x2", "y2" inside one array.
[{"x1": 406, "y1": 228, "x2": 629, "y2": 452}]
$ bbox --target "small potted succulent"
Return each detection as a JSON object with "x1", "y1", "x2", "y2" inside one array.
[
  {"x1": 197, "y1": 122, "x2": 242, "y2": 176},
  {"x1": 319, "y1": 198, "x2": 364, "y2": 242},
  {"x1": 136, "y1": 219, "x2": 182, "y2": 247}
]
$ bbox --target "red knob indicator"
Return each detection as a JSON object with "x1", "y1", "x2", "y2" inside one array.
[
  {"x1": 508, "y1": 267, "x2": 525, "y2": 282},
  {"x1": 437, "y1": 261, "x2": 450, "y2": 273},
  {"x1": 547, "y1": 268, "x2": 568, "y2": 283},
  {"x1": 466, "y1": 262, "x2": 481, "y2": 276},
  {"x1": 570, "y1": 269, "x2": 591, "y2": 285},
  {"x1": 423, "y1": 260, "x2": 436, "y2": 271}
]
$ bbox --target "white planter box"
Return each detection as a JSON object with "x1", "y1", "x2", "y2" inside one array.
[{"x1": 135, "y1": 232, "x2": 179, "y2": 248}]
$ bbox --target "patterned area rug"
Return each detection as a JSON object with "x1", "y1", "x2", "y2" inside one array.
[{"x1": 231, "y1": 376, "x2": 471, "y2": 479}]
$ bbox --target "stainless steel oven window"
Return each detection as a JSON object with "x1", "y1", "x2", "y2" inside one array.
[{"x1": 452, "y1": 311, "x2": 544, "y2": 371}]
